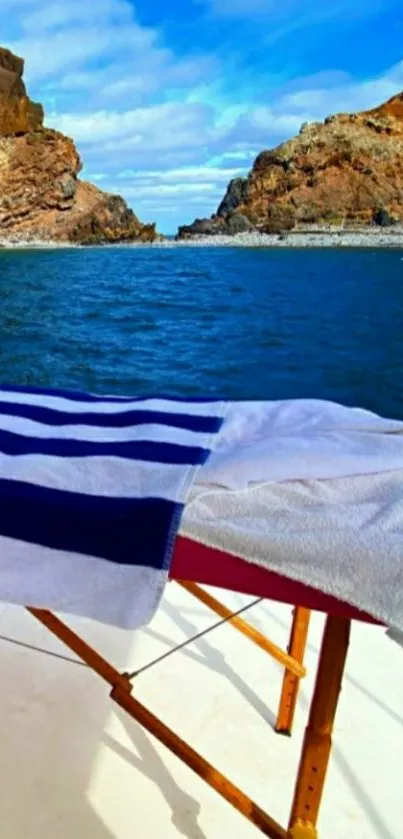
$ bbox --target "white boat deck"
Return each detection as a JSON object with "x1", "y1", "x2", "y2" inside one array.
[{"x1": 0, "y1": 584, "x2": 401, "y2": 839}]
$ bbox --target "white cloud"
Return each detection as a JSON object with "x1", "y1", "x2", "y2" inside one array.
[
  {"x1": 122, "y1": 183, "x2": 220, "y2": 198},
  {"x1": 20, "y1": 0, "x2": 133, "y2": 31},
  {"x1": 278, "y1": 60, "x2": 403, "y2": 118},
  {"x1": 3, "y1": 0, "x2": 216, "y2": 99},
  {"x1": 48, "y1": 102, "x2": 215, "y2": 155},
  {"x1": 116, "y1": 166, "x2": 246, "y2": 183}
]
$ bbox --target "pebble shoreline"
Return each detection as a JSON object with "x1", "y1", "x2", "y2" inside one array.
[
  {"x1": 169, "y1": 229, "x2": 403, "y2": 248},
  {"x1": 1, "y1": 230, "x2": 403, "y2": 249}
]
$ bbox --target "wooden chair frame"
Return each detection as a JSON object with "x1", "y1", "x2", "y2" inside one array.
[
  {"x1": 177, "y1": 580, "x2": 311, "y2": 736},
  {"x1": 26, "y1": 603, "x2": 350, "y2": 839}
]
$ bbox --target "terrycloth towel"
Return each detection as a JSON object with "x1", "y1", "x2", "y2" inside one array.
[
  {"x1": 183, "y1": 470, "x2": 403, "y2": 633},
  {"x1": 201, "y1": 400, "x2": 403, "y2": 489},
  {"x1": 386, "y1": 627, "x2": 403, "y2": 648},
  {"x1": 0, "y1": 386, "x2": 226, "y2": 628},
  {"x1": 190, "y1": 399, "x2": 403, "y2": 633}
]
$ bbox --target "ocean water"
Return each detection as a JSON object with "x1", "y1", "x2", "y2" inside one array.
[{"x1": 1, "y1": 245, "x2": 403, "y2": 418}]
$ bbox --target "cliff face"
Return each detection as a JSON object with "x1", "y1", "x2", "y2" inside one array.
[
  {"x1": 0, "y1": 47, "x2": 44, "y2": 136},
  {"x1": 177, "y1": 93, "x2": 403, "y2": 238},
  {"x1": 0, "y1": 47, "x2": 157, "y2": 244}
]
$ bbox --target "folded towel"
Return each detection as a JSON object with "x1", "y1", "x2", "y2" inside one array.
[
  {"x1": 201, "y1": 399, "x2": 403, "y2": 489},
  {"x1": 0, "y1": 386, "x2": 226, "y2": 628}
]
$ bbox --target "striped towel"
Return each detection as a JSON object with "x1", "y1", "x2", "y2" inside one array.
[{"x1": 0, "y1": 386, "x2": 227, "y2": 628}]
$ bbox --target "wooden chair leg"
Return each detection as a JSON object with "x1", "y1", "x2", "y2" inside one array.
[
  {"x1": 111, "y1": 683, "x2": 287, "y2": 838},
  {"x1": 26, "y1": 607, "x2": 131, "y2": 693},
  {"x1": 27, "y1": 606, "x2": 349, "y2": 839},
  {"x1": 27, "y1": 606, "x2": 286, "y2": 838},
  {"x1": 276, "y1": 608, "x2": 311, "y2": 736},
  {"x1": 177, "y1": 580, "x2": 306, "y2": 679},
  {"x1": 287, "y1": 615, "x2": 351, "y2": 839}
]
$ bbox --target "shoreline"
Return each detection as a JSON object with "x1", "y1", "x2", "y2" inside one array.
[
  {"x1": 1, "y1": 229, "x2": 403, "y2": 250},
  {"x1": 171, "y1": 228, "x2": 403, "y2": 248}
]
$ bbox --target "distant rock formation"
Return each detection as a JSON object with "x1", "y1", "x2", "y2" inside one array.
[
  {"x1": 0, "y1": 46, "x2": 158, "y2": 244},
  {"x1": 177, "y1": 92, "x2": 403, "y2": 239},
  {"x1": 0, "y1": 47, "x2": 44, "y2": 136}
]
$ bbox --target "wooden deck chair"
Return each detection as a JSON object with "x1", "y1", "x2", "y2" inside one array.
[
  {"x1": 19, "y1": 535, "x2": 382, "y2": 839},
  {"x1": 25, "y1": 604, "x2": 348, "y2": 839},
  {"x1": 176, "y1": 580, "x2": 311, "y2": 736}
]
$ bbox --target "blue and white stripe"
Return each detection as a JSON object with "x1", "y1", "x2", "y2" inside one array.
[{"x1": 0, "y1": 386, "x2": 227, "y2": 628}]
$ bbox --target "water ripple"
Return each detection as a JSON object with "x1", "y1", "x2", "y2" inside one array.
[{"x1": 0, "y1": 246, "x2": 402, "y2": 417}]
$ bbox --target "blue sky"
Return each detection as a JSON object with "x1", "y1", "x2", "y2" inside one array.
[{"x1": 3, "y1": 0, "x2": 403, "y2": 233}]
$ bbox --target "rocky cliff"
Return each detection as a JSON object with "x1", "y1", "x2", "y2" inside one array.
[
  {"x1": 177, "y1": 92, "x2": 403, "y2": 239},
  {"x1": 0, "y1": 47, "x2": 157, "y2": 244}
]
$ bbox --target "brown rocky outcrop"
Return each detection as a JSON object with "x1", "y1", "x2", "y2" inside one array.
[
  {"x1": 0, "y1": 47, "x2": 158, "y2": 244},
  {"x1": 177, "y1": 92, "x2": 403, "y2": 238},
  {"x1": 0, "y1": 47, "x2": 44, "y2": 136}
]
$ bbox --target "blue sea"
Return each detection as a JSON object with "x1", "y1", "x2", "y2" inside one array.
[{"x1": 1, "y1": 245, "x2": 402, "y2": 418}]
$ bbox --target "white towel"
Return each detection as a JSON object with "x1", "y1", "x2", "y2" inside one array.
[
  {"x1": 180, "y1": 470, "x2": 403, "y2": 631},
  {"x1": 201, "y1": 399, "x2": 403, "y2": 489},
  {"x1": 188, "y1": 399, "x2": 403, "y2": 633},
  {"x1": 182, "y1": 471, "x2": 403, "y2": 632}
]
